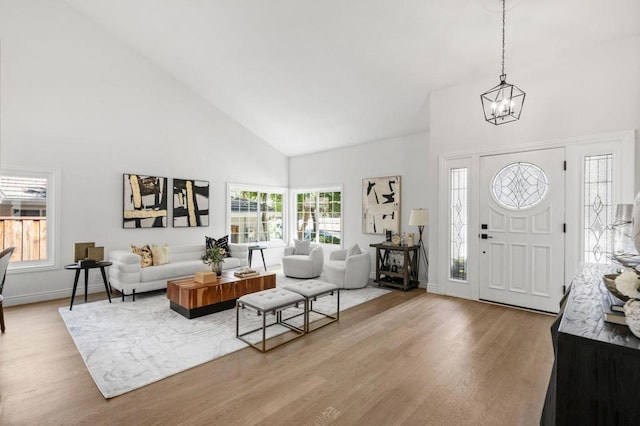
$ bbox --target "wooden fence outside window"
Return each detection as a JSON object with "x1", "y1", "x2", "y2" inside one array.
[{"x1": 0, "y1": 217, "x2": 47, "y2": 262}]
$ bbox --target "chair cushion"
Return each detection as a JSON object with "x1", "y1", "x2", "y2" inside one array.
[
  {"x1": 238, "y1": 288, "x2": 304, "y2": 311},
  {"x1": 294, "y1": 240, "x2": 311, "y2": 255},
  {"x1": 283, "y1": 280, "x2": 338, "y2": 298}
]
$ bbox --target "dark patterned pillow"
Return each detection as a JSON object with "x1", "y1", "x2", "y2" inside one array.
[{"x1": 205, "y1": 235, "x2": 230, "y2": 257}]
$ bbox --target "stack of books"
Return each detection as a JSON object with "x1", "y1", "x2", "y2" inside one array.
[
  {"x1": 602, "y1": 290, "x2": 627, "y2": 325},
  {"x1": 234, "y1": 268, "x2": 259, "y2": 278}
]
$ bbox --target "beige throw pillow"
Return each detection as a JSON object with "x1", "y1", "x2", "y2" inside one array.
[{"x1": 151, "y1": 244, "x2": 170, "y2": 266}]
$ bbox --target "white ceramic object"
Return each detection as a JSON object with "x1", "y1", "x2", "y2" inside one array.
[
  {"x1": 624, "y1": 299, "x2": 640, "y2": 338},
  {"x1": 633, "y1": 191, "x2": 640, "y2": 254}
]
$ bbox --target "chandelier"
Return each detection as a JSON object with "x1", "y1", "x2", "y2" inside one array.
[{"x1": 480, "y1": 0, "x2": 525, "y2": 125}]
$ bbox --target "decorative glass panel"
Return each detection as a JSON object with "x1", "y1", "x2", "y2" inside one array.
[
  {"x1": 450, "y1": 168, "x2": 467, "y2": 281},
  {"x1": 583, "y1": 154, "x2": 613, "y2": 263},
  {"x1": 491, "y1": 162, "x2": 549, "y2": 210}
]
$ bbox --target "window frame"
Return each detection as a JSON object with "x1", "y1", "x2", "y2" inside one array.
[
  {"x1": 1, "y1": 166, "x2": 60, "y2": 274},
  {"x1": 226, "y1": 183, "x2": 287, "y2": 246},
  {"x1": 290, "y1": 186, "x2": 343, "y2": 247}
]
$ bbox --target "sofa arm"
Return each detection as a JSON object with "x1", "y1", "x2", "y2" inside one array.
[
  {"x1": 283, "y1": 246, "x2": 295, "y2": 256},
  {"x1": 108, "y1": 250, "x2": 142, "y2": 288},
  {"x1": 109, "y1": 250, "x2": 141, "y2": 266},
  {"x1": 329, "y1": 249, "x2": 347, "y2": 261}
]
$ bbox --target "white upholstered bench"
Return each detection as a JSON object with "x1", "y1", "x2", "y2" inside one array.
[
  {"x1": 236, "y1": 288, "x2": 305, "y2": 352},
  {"x1": 282, "y1": 280, "x2": 340, "y2": 333}
]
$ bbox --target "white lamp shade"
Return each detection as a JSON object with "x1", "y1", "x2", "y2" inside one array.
[{"x1": 408, "y1": 208, "x2": 429, "y2": 227}]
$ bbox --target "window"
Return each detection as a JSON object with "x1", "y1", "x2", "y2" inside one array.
[
  {"x1": 491, "y1": 162, "x2": 549, "y2": 210},
  {"x1": 450, "y1": 168, "x2": 468, "y2": 281},
  {"x1": 0, "y1": 168, "x2": 58, "y2": 271},
  {"x1": 293, "y1": 189, "x2": 342, "y2": 245},
  {"x1": 228, "y1": 185, "x2": 285, "y2": 244},
  {"x1": 583, "y1": 154, "x2": 613, "y2": 264}
]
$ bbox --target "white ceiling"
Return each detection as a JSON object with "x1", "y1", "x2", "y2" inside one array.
[{"x1": 64, "y1": 0, "x2": 640, "y2": 157}]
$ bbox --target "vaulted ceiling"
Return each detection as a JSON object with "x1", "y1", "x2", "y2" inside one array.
[{"x1": 64, "y1": 0, "x2": 640, "y2": 156}]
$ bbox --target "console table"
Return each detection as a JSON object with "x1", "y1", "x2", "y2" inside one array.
[
  {"x1": 541, "y1": 263, "x2": 640, "y2": 425},
  {"x1": 369, "y1": 243, "x2": 419, "y2": 291}
]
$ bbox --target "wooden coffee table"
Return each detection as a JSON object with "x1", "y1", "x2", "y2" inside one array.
[{"x1": 167, "y1": 271, "x2": 276, "y2": 319}]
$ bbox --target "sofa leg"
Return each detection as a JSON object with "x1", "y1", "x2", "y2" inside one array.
[
  {"x1": 122, "y1": 292, "x2": 125, "y2": 302},
  {"x1": 133, "y1": 289, "x2": 136, "y2": 302}
]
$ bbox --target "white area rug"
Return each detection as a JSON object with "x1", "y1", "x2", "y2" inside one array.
[{"x1": 59, "y1": 274, "x2": 389, "y2": 398}]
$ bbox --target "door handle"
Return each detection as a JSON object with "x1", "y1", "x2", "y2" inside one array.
[{"x1": 480, "y1": 234, "x2": 493, "y2": 239}]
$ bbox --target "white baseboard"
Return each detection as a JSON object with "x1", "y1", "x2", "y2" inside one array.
[
  {"x1": 3, "y1": 283, "x2": 106, "y2": 307},
  {"x1": 426, "y1": 281, "x2": 441, "y2": 294}
]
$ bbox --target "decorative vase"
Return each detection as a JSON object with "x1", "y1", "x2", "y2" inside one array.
[
  {"x1": 623, "y1": 299, "x2": 640, "y2": 338},
  {"x1": 633, "y1": 191, "x2": 640, "y2": 254},
  {"x1": 211, "y1": 262, "x2": 222, "y2": 276}
]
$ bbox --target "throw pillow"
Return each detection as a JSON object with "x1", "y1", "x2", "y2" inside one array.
[
  {"x1": 150, "y1": 244, "x2": 171, "y2": 266},
  {"x1": 130, "y1": 244, "x2": 153, "y2": 268},
  {"x1": 293, "y1": 239, "x2": 311, "y2": 256},
  {"x1": 205, "y1": 235, "x2": 230, "y2": 257},
  {"x1": 347, "y1": 243, "x2": 362, "y2": 257}
]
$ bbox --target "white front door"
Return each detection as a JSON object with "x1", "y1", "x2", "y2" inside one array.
[{"x1": 479, "y1": 148, "x2": 565, "y2": 313}]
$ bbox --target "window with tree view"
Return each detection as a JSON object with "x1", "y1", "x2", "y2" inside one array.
[
  {"x1": 229, "y1": 187, "x2": 284, "y2": 244},
  {"x1": 295, "y1": 190, "x2": 341, "y2": 245}
]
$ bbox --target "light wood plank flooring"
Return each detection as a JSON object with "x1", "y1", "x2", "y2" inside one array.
[{"x1": 0, "y1": 289, "x2": 554, "y2": 425}]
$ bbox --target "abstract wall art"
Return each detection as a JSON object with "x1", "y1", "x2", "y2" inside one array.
[
  {"x1": 362, "y1": 175, "x2": 401, "y2": 234},
  {"x1": 173, "y1": 178, "x2": 209, "y2": 227},
  {"x1": 123, "y1": 174, "x2": 168, "y2": 228}
]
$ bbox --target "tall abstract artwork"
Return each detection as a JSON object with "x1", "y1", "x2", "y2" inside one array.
[
  {"x1": 173, "y1": 178, "x2": 209, "y2": 227},
  {"x1": 362, "y1": 175, "x2": 401, "y2": 234},
  {"x1": 123, "y1": 174, "x2": 168, "y2": 228}
]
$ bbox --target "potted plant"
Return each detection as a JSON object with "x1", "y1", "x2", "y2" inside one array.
[{"x1": 202, "y1": 246, "x2": 226, "y2": 276}]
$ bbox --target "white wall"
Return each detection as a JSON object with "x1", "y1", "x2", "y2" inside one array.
[
  {"x1": 0, "y1": 0, "x2": 288, "y2": 305},
  {"x1": 289, "y1": 132, "x2": 430, "y2": 283},
  {"x1": 428, "y1": 35, "x2": 640, "y2": 298}
]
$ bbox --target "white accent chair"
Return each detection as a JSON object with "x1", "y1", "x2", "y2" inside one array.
[
  {"x1": 282, "y1": 243, "x2": 324, "y2": 278},
  {"x1": 323, "y1": 247, "x2": 371, "y2": 289}
]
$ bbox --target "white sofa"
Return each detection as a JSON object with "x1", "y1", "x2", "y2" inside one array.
[
  {"x1": 323, "y1": 248, "x2": 371, "y2": 289},
  {"x1": 281, "y1": 243, "x2": 324, "y2": 278},
  {"x1": 108, "y1": 244, "x2": 248, "y2": 300}
]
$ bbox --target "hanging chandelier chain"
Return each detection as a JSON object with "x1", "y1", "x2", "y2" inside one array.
[{"x1": 501, "y1": 0, "x2": 506, "y2": 76}]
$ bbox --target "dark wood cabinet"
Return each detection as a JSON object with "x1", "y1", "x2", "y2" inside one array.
[
  {"x1": 369, "y1": 243, "x2": 419, "y2": 291},
  {"x1": 541, "y1": 263, "x2": 640, "y2": 425}
]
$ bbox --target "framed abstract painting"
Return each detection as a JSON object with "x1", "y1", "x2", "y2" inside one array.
[
  {"x1": 362, "y1": 175, "x2": 401, "y2": 234},
  {"x1": 173, "y1": 178, "x2": 210, "y2": 227},
  {"x1": 123, "y1": 174, "x2": 168, "y2": 228}
]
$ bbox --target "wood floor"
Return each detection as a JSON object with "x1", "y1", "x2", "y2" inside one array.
[{"x1": 0, "y1": 288, "x2": 555, "y2": 425}]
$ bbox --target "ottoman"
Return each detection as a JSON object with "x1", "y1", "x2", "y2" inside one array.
[
  {"x1": 236, "y1": 288, "x2": 305, "y2": 352},
  {"x1": 283, "y1": 280, "x2": 340, "y2": 333}
]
